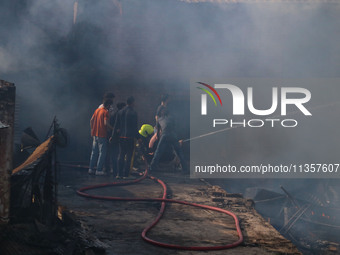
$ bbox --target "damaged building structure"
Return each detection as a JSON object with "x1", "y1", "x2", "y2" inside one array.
[{"x1": 0, "y1": 0, "x2": 340, "y2": 254}]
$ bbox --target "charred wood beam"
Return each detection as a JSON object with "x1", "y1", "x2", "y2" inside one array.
[
  {"x1": 0, "y1": 80, "x2": 15, "y2": 224},
  {"x1": 281, "y1": 185, "x2": 301, "y2": 209},
  {"x1": 280, "y1": 204, "x2": 311, "y2": 234}
]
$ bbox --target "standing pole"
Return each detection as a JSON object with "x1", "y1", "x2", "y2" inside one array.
[{"x1": 0, "y1": 80, "x2": 15, "y2": 224}]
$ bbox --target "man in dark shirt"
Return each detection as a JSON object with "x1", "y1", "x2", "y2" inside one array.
[
  {"x1": 150, "y1": 108, "x2": 187, "y2": 174},
  {"x1": 109, "y1": 102, "x2": 126, "y2": 176},
  {"x1": 112, "y1": 97, "x2": 138, "y2": 178}
]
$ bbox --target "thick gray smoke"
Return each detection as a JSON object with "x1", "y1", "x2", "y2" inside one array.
[{"x1": 0, "y1": 0, "x2": 339, "y2": 164}]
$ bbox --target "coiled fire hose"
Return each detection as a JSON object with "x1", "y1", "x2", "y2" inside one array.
[{"x1": 76, "y1": 164, "x2": 243, "y2": 251}]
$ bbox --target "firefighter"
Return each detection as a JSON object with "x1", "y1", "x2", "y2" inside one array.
[
  {"x1": 137, "y1": 124, "x2": 155, "y2": 164},
  {"x1": 139, "y1": 124, "x2": 154, "y2": 147}
]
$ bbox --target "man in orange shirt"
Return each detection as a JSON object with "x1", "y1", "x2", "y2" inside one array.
[{"x1": 89, "y1": 98, "x2": 113, "y2": 175}]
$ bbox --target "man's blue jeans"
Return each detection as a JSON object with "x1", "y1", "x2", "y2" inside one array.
[{"x1": 89, "y1": 136, "x2": 107, "y2": 172}]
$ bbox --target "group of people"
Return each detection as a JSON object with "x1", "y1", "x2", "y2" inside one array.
[{"x1": 88, "y1": 93, "x2": 187, "y2": 178}]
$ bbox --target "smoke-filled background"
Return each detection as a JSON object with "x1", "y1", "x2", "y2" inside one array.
[
  {"x1": 1, "y1": 0, "x2": 340, "y2": 166},
  {"x1": 2, "y1": 1, "x2": 340, "y2": 251}
]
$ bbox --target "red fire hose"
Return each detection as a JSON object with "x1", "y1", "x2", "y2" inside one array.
[{"x1": 76, "y1": 165, "x2": 243, "y2": 251}]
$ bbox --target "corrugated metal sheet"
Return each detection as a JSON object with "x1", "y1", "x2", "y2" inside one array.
[{"x1": 12, "y1": 136, "x2": 54, "y2": 175}]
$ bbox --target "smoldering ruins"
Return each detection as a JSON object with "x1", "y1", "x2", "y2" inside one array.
[{"x1": 1, "y1": 0, "x2": 340, "y2": 254}]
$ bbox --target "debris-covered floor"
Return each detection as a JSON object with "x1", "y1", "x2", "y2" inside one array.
[{"x1": 57, "y1": 168, "x2": 301, "y2": 255}]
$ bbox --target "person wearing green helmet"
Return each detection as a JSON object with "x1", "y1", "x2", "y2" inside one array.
[
  {"x1": 137, "y1": 124, "x2": 155, "y2": 164},
  {"x1": 139, "y1": 124, "x2": 154, "y2": 138}
]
